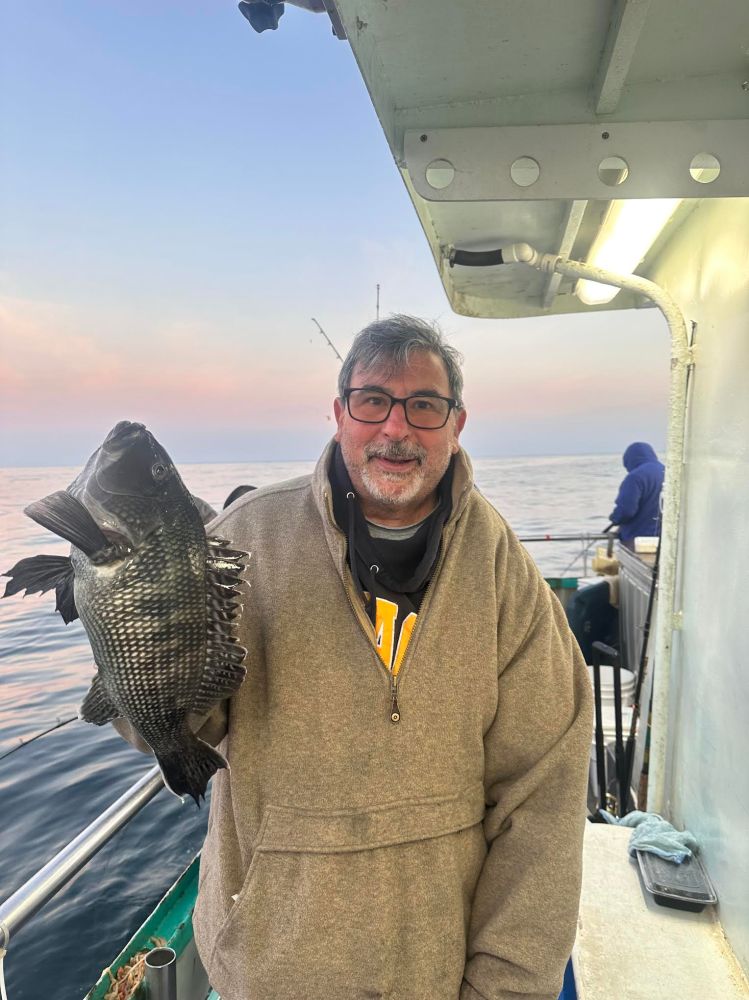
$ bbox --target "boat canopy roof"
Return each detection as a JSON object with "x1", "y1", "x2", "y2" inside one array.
[{"x1": 329, "y1": 0, "x2": 749, "y2": 318}]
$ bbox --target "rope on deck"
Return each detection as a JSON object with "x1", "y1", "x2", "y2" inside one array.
[{"x1": 103, "y1": 936, "x2": 166, "y2": 1000}]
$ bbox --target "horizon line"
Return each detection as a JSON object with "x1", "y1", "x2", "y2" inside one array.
[{"x1": 0, "y1": 448, "x2": 632, "y2": 472}]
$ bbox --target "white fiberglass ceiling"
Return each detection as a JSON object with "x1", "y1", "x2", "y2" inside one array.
[{"x1": 332, "y1": 0, "x2": 749, "y2": 317}]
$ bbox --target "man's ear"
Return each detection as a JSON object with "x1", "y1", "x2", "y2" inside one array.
[
  {"x1": 333, "y1": 397, "x2": 344, "y2": 441},
  {"x1": 451, "y1": 407, "x2": 467, "y2": 453}
]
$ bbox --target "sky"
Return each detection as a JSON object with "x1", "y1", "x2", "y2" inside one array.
[{"x1": 0, "y1": 1, "x2": 671, "y2": 468}]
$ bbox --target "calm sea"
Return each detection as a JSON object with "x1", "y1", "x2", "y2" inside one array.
[{"x1": 0, "y1": 454, "x2": 623, "y2": 998}]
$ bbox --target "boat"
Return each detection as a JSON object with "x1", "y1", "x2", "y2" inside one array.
[{"x1": 2, "y1": 1, "x2": 748, "y2": 997}]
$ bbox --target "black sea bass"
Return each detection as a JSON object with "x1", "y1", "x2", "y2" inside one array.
[{"x1": 2, "y1": 421, "x2": 247, "y2": 803}]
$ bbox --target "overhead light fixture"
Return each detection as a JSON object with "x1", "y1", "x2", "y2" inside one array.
[{"x1": 576, "y1": 198, "x2": 682, "y2": 305}]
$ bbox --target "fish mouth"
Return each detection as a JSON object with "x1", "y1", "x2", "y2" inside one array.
[{"x1": 102, "y1": 420, "x2": 148, "y2": 455}]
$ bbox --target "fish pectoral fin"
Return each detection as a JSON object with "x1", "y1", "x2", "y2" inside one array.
[
  {"x1": 2, "y1": 554, "x2": 79, "y2": 623},
  {"x1": 79, "y1": 674, "x2": 120, "y2": 725},
  {"x1": 25, "y1": 491, "x2": 111, "y2": 559}
]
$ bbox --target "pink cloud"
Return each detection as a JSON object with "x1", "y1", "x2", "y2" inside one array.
[{"x1": 1, "y1": 297, "x2": 335, "y2": 433}]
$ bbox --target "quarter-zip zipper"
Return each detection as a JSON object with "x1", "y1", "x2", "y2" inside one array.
[
  {"x1": 322, "y1": 483, "x2": 471, "y2": 725},
  {"x1": 385, "y1": 483, "x2": 471, "y2": 721},
  {"x1": 386, "y1": 532, "x2": 452, "y2": 723},
  {"x1": 389, "y1": 674, "x2": 401, "y2": 723}
]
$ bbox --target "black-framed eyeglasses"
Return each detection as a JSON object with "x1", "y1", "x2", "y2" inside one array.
[{"x1": 343, "y1": 387, "x2": 460, "y2": 429}]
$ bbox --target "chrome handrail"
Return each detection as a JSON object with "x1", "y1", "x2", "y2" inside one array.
[
  {"x1": 518, "y1": 533, "x2": 612, "y2": 543},
  {"x1": 517, "y1": 532, "x2": 614, "y2": 577},
  {"x1": 0, "y1": 766, "x2": 164, "y2": 954}
]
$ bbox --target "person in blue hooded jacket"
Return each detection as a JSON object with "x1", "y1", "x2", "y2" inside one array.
[{"x1": 609, "y1": 442, "x2": 664, "y2": 547}]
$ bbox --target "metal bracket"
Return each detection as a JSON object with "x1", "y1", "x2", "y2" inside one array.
[
  {"x1": 405, "y1": 121, "x2": 749, "y2": 201},
  {"x1": 321, "y1": 0, "x2": 347, "y2": 39}
]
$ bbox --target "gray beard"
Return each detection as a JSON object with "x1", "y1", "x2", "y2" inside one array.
[
  {"x1": 359, "y1": 462, "x2": 426, "y2": 507},
  {"x1": 358, "y1": 440, "x2": 452, "y2": 508}
]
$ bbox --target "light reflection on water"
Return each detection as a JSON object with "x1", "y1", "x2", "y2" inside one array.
[{"x1": 0, "y1": 453, "x2": 622, "y2": 998}]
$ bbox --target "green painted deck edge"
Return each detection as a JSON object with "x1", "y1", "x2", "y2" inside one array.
[
  {"x1": 545, "y1": 577, "x2": 578, "y2": 589},
  {"x1": 83, "y1": 853, "x2": 201, "y2": 999}
]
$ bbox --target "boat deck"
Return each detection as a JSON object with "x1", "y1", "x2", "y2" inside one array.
[{"x1": 575, "y1": 824, "x2": 749, "y2": 999}]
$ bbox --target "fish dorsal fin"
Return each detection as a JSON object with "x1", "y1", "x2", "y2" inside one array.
[
  {"x1": 191, "y1": 537, "x2": 249, "y2": 714},
  {"x1": 2, "y1": 554, "x2": 79, "y2": 623},
  {"x1": 25, "y1": 491, "x2": 111, "y2": 558}
]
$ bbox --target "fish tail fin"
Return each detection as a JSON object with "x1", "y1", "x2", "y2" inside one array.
[{"x1": 156, "y1": 732, "x2": 228, "y2": 806}]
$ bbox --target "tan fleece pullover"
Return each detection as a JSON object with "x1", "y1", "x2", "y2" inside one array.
[{"x1": 158, "y1": 443, "x2": 593, "y2": 999}]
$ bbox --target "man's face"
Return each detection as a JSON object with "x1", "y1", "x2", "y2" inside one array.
[{"x1": 333, "y1": 351, "x2": 467, "y2": 526}]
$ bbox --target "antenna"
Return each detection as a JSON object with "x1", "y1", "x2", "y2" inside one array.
[
  {"x1": 376, "y1": 283, "x2": 380, "y2": 320},
  {"x1": 311, "y1": 318, "x2": 343, "y2": 362}
]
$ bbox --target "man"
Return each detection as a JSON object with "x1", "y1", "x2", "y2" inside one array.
[
  {"x1": 609, "y1": 442, "x2": 665, "y2": 548},
  {"x1": 130, "y1": 316, "x2": 593, "y2": 999}
]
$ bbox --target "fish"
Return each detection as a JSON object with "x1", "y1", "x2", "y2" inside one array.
[{"x1": 2, "y1": 420, "x2": 248, "y2": 804}]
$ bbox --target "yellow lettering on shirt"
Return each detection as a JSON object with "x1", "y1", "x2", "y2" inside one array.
[
  {"x1": 375, "y1": 598, "x2": 398, "y2": 669},
  {"x1": 374, "y1": 597, "x2": 417, "y2": 675}
]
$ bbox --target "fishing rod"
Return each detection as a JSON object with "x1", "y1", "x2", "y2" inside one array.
[
  {"x1": 311, "y1": 318, "x2": 343, "y2": 362},
  {"x1": 0, "y1": 715, "x2": 79, "y2": 762}
]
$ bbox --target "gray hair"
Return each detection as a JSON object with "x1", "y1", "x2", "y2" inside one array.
[{"x1": 337, "y1": 315, "x2": 464, "y2": 405}]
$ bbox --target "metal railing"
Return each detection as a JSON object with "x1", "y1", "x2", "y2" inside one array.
[
  {"x1": 0, "y1": 766, "x2": 164, "y2": 958},
  {"x1": 517, "y1": 532, "x2": 614, "y2": 577}
]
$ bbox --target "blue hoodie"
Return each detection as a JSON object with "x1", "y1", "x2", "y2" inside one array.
[{"x1": 610, "y1": 442, "x2": 664, "y2": 544}]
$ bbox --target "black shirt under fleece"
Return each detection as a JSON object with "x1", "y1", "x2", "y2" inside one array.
[{"x1": 329, "y1": 444, "x2": 454, "y2": 657}]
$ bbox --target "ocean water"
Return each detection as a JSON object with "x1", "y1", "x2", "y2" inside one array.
[{"x1": 0, "y1": 454, "x2": 623, "y2": 999}]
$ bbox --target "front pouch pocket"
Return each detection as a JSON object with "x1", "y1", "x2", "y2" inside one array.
[{"x1": 210, "y1": 786, "x2": 486, "y2": 1000}]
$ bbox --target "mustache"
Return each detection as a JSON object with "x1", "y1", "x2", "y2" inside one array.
[{"x1": 365, "y1": 442, "x2": 426, "y2": 464}]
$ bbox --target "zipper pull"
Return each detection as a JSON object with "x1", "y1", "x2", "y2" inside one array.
[{"x1": 389, "y1": 676, "x2": 401, "y2": 724}]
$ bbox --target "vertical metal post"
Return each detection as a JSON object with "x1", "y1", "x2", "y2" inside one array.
[
  {"x1": 591, "y1": 646, "x2": 607, "y2": 812},
  {"x1": 612, "y1": 660, "x2": 626, "y2": 814},
  {"x1": 144, "y1": 946, "x2": 177, "y2": 1000}
]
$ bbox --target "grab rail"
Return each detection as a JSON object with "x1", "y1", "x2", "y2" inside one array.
[
  {"x1": 0, "y1": 766, "x2": 163, "y2": 955},
  {"x1": 518, "y1": 533, "x2": 612, "y2": 543},
  {"x1": 517, "y1": 532, "x2": 614, "y2": 577}
]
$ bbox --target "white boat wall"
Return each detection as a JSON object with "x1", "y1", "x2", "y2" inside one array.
[{"x1": 325, "y1": 0, "x2": 749, "y2": 994}]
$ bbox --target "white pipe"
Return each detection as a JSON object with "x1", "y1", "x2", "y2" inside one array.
[{"x1": 504, "y1": 245, "x2": 691, "y2": 815}]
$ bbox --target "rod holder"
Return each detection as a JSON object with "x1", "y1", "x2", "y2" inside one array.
[{"x1": 144, "y1": 946, "x2": 177, "y2": 1000}]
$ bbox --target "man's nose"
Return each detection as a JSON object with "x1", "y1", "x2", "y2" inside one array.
[{"x1": 381, "y1": 400, "x2": 410, "y2": 435}]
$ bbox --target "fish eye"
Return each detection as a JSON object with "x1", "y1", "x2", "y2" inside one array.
[{"x1": 151, "y1": 462, "x2": 168, "y2": 482}]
